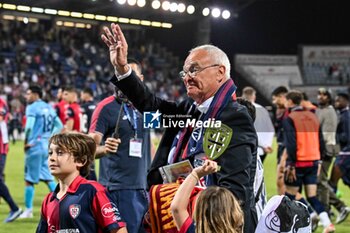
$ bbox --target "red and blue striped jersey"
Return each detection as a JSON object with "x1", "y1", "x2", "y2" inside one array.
[
  {"x1": 66, "y1": 102, "x2": 81, "y2": 132},
  {"x1": 54, "y1": 100, "x2": 68, "y2": 125},
  {"x1": 36, "y1": 175, "x2": 126, "y2": 233}
]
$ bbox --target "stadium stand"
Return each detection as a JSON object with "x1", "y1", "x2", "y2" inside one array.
[
  {"x1": 0, "y1": 20, "x2": 187, "y2": 120},
  {"x1": 235, "y1": 54, "x2": 303, "y2": 101}
]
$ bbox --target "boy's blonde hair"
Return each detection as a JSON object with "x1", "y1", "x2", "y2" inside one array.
[
  {"x1": 49, "y1": 133, "x2": 96, "y2": 177},
  {"x1": 194, "y1": 186, "x2": 244, "y2": 233}
]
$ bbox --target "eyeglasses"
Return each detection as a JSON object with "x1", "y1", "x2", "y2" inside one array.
[{"x1": 179, "y1": 64, "x2": 220, "y2": 79}]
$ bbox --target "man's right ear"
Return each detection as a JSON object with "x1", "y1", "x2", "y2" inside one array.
[{"x1": 216, "y1": 65, "x2": 226, "y2": 83}]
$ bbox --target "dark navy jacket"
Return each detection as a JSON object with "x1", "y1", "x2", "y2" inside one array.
[
  {"x1": 337, "y1": 107, "x2": 350, "y2": 154},
  {"x1": 110, "y1": 71, "x2": 258, "y2": 233}
]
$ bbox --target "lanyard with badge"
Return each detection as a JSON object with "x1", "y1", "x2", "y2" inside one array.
[{"x1": 123, "y1": 104, "x2": 143, "y2": 158}]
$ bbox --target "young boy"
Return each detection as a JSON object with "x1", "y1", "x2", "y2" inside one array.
[{"x1": 36, "y1": 133, "x2": 127, "y2": 233}]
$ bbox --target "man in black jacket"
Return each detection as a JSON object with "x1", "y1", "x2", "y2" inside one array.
[
  {"x1": 330, "y1": 93, "x2": 350, "y2": 191},
  {"x1": 101, "y1": 23, "x2": 258, "y2": 232}
]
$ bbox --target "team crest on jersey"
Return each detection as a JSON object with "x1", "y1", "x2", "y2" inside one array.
[{"x1": 69, "y1": 204, "x2": 81, "y2": 219}]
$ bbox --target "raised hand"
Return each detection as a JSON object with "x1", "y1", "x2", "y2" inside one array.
[
  {"x1": 101, "y1": 23, "x2": 129, "y2": 74},
  {"x1": 193, "y1": 159, "x2": 218, "y2": 179}
]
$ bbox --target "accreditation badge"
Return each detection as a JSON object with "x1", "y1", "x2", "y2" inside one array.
[{"x1": 129, "y1": 138, "x2": 143, "y2": 158}]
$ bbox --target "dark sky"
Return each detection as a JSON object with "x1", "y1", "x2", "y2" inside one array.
[
  {"x1": 148, "y1": 0, "x2": 350, "y2": 61},
  {"x1": 7, "y1": 0, "x2": 350, "y2": 58},
  {"x1": 211, "y1": 0, "x2": 350, "y2": 57}
]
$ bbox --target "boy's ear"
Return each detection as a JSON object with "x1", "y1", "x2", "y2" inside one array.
[{"x1": 76, "y1": 158, "x2": 87, "y2": 169}]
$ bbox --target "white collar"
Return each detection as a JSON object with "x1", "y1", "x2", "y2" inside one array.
[{"x1": 195, "y1": 97, "x2": 214, "y2": 114}]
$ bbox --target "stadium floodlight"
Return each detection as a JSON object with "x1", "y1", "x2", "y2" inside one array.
[
  {"x1": 128, "y1": 0, "x2": 137, "y2": 6},
  {"x1": 117, "y1": 0, "x2": 127, "y2": 5},
  {"x1": 0, "y1": 3, "x2": 2, "y2": 8},
  {"x1": 107, "y1": 16, "x2": 118, "y2": 22},
  {"x1": 137, "y1": 0, "x2": 146, "y2": 7},
  {"x1": 202, "y1": 7, "x2": 210, "y2": 16},
  {"x1": 4, "y1": 3, "x2": 174, "y2": 29},
  {"x1": 75, "y1": 23, "x2": 86, "y2": 28},
  {"x1": 71, "y1": 12, "x2": 83, "y2": 18},
  {"x1": 23, "y1": 17, "x2": 29, "y2": 24},
  {"x1": 95, "y1": 15, "x2": 107, "y2": 20},
  {"x1": 222, "y1": 10, "x2": 230, "y2": 19},
  {"x1": 141, "y1": 20, "x2": 151, "y2": 26},
  {"x1": 162, "y1": 1, "x2": 170, "y2": 11},
  {"x1": 3, "y1": 4, "x2": 16, "y2": 10},
  {"x1": 211, "y1": 8, "x2": 220, "y2": 18},
  {"x1": 161, "y1": 23, "x2": 172, "y2": 28},
  {"x1": 119, "y1": 17, "x2": 130, "y2": 23},
  {"x1": 3, "y1": 15, "x2": 15, "y2": 20},
  {"x1": 169, "y1": 2, "x2": 178, "y2": 12},
  {"x1": 177, "y1": 3, "x2": 185, "y2": 13},
  {"x1": 45, "y1": 9, "x2": 57, "y2": 15},
  {"x1": 63, "y1": 22, "x2": 74, "y2": 27},
  {"x1": 151, "y1": 0, "x2": 161, "y2": 9},
  {"x1": 29, "y1": 18, "x2": 39, "y2": 23},
  {"x1": 187, "y1": 5, "x2": 195, "y2": 14},
  {"x1": 17, "y1": 5, "x2": 31, "y2": 12},
  {"x1": 58, "y1": 10, "x2": 70, "y2": 16},
  {"x1": 130, "y1": 19, "x2": 141, "y2": 24},
  {"x1": 83, "y1": 13, "x2": 95, "y2": 19},
  {"x1": 31, "y1": 7, "x2": 44, "y2": 13},
  {"x1": 151, "y1": 21, "x2": 162, "y2": 27}
]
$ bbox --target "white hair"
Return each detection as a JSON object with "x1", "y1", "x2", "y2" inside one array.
[{"x1": 189, "y1": 44, "x2": 231, "y2": 79}]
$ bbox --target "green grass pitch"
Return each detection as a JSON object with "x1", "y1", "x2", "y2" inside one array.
[{"x1": 0, "y1": 140, "x2": 349, "y2": 232}]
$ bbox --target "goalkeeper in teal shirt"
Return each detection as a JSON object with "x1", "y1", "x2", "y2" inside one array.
[{"x1": 19, "y1": 85, "x2": 63, "y2": 219}]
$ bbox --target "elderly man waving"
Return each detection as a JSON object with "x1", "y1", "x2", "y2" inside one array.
[{"x1": 101, "y1": 23, "x2": 258, "y2": 232}]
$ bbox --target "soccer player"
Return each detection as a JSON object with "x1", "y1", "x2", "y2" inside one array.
[
  {"x1": 19, "y1": 85, "x2": 63, "y2": 218},
  {"x1": 62, "y1": 87, "x2": 81, "y2": 132},
  {"x1": 329, "y1": 93, "x2": 350, "y2": 223},
  {"x1": 54, "y1": 87, "x2": 68, "y2": 125},
  {"x1": 273, "y1": 87, "x2": 320, "y2": 231},
  {"x1": 0, "y1": 97, "x2": 23, "y2": 222},
  {"x1": 80, "y1": 87, "x2": 97, "y2": 180},
  {"x1": 283, "y1": 90, "x2": 335, "y2": 233},
  {"x1": 37, "y1": 133, "x2": 127, "y2": 233},
  {"x1": 271, "y1": 86, "x2": 289, "y2": 195},
  {"x1": 80, "y1": 87, "x2": 96, "y2": 134},
  {"x1": 316, "y1": 88, "x2": 350, "y2": 224}
]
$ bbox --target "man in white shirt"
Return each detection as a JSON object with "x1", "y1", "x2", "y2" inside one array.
[{"x1": 242, "y1": 86, "x2": 275, "y2": 163}]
